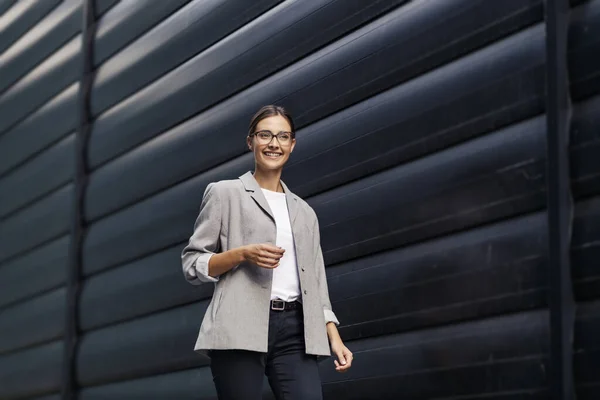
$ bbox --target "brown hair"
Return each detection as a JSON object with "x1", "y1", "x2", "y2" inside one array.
[{"x1": 248, "y1": 105, "x2": 295, "y2": 137}]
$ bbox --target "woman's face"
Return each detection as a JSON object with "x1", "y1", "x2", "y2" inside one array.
[{"x1": 248, "y1": 115, "x2": 296, "y2": 172}]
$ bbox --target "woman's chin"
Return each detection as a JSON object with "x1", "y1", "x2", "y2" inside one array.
[{"x1": 257, "y1": 158, "x2": 286, "y2": 171}]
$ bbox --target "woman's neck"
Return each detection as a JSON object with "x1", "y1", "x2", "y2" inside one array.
[{"x1": 253, "y1": 169, "x2": 283, "y2": 192}]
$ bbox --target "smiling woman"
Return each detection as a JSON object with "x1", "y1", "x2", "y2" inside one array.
[
  {"x1": 247, "y1": 105, "x2": 296, "y2": 178},
  {"x1": 181, "y1": 105, "x2": 353, "y2": 400}
]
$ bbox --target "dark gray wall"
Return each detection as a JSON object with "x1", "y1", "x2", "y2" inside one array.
[{"x1": 0, "y1": 0, "x2": 599, "y2": 399}]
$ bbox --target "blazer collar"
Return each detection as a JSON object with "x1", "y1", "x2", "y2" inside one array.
[{"x1": 239, "y1": 171, "x2": 299, "y2": 224}]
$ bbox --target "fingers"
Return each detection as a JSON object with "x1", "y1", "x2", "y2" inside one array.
[
  {"x1": 334, "y1": 350, "x2": 353, "y2": 373},
  {"x1": 259, "y1": 256, "x2": 280, "y2": 265},
  {"x1": 255, "y1": 244, "x2": 284, "y2": 268},
  {"x1": 256, "y1": 256, "x2": 280, "y2": 269},
  {"x1": 260, "y1": 244, "x2": 285, "y2": 257},
  {"x1": 245, "y1": 243, "x2": 286, "y2": 269}
]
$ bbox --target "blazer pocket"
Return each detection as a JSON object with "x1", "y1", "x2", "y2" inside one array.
[{"x1": 211, "y1": 287, "x2": 224, "y2": 321}]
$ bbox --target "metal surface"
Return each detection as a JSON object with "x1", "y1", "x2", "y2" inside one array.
[
  {"x1": 85, "y1": 0, "x2": 543, "y2": 222},
  {"x1": 0, "y1": 0, "x2": 61, "y2": 55},
  {"x1": 544, "y1": 0, "x2": 575, "y2": 399},
  {"x1": 62, "y1": 0, "x2": 95, "y2": 398},
  {"x1": 1, "y1": 0, "x2": 600, "y2": 398},
  {"x1": 86, "y1": 0, "x2": 407, "y2": 170}
]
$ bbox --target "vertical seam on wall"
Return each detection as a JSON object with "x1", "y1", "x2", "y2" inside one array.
[
  {"x1": 544, "y1": 0, "x2": 575, "y2": 399},
  {"x1": 62, "y1": 1, "x2": 95, "y2": 399}
]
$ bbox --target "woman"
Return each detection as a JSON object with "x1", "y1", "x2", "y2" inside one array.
[{"x1": 182, "y1": 105, "x2": 352, "y2": 400}]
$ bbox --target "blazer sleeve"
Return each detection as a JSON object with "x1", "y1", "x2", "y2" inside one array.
[
  {"x1": 181, "y1": 182, "x2": 222, "y2": 285},
  {"x1": 313, "y1": 215, "x2": 340, "y2": 326}
]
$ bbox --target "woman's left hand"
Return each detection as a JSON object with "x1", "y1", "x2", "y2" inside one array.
[{"x1": 331, "y1": 340, "x2": 353, "y2": 373}]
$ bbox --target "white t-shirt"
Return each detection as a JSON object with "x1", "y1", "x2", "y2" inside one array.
[{"x1": 261, "y1": 188, "x2": 301, "y2": 302}]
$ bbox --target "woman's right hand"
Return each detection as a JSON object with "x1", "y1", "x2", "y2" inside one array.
[{"x1": 242, "y1": 243, "x2": 285, "y2": 269}]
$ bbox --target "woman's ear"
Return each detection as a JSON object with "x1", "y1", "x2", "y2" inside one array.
[
  {"x1": 290, "y1": 138, "x2": 296, "y2": 153},
  {"x1": 247, "y1": 136, "x2": 253, "y2": 151}
]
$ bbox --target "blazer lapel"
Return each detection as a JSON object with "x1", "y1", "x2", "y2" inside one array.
[
  {"x1": 239, "y1": 171, "x2": 300, "y2": 225},
  {"x1": 280, "y1": 179, "x2": 299, "y2": 226},
  {"x1": 239, "y1": 171, "x2": 274, "y2": 221}
]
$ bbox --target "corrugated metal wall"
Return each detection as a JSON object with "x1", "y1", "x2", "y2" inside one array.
[{"x1": 0, "y1": 0, "x2": 598, "y2": 399}]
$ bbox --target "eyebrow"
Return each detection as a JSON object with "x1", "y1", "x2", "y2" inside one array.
[{"x1": 254, "y1": 130, "x2": 293, "y2": 134}]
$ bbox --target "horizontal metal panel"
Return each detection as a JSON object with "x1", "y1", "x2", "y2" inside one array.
[
  {"x1": 79, "y1": 174, "x2": 600, "y2": 351},
  {"x1": 0, "y1": 134, "x2": 73, "y2": 218},
  {"x1": 82, "y1": 169, "x2": 226, "y2": 274},
  {"x1": 573, "y1": 198, "x2": 600, "y2": 302},
  {"x1": 79, "y1": 105, "x2": 593, "y2": 331},
  {"x1": 321, "y1": 311, "x2": 549, "y2": 399},
  {"x1": 87, "y1": 21, "x2": 543, "y2": 217},
  {"x1": 75, "y1": 193, "x2": 597, "y2": 338},
  {"x1": 575, "y1": 300, "x2": 600, "y2": 399},
  {"x1": 84, "y1": 373, "x2": 547, "y2": 400},
  {"x1": 96, "y1": 114, "x2": 546, "y2": 271},
  {"x1": 94, "y1": 0, "x2": 194, "y2": 65},
  {"x1": 81, "y1": 90, "x2": 599, "y2": 279},
  {"x1": 570, "y1": 95, "x2": 600, "y2": 200},
  {"x1": 0, "y1": 0, "x2": 119, "y2": 93},
  {"x1": 267, "y1": 33, "x2": 540, "y2": 198},
  {"x1": 569, "y1": 0, "x2": 600, "y2": 100},
  {"x1": 0, "y1": 288, "x2": 64, "y2": 355},
  {"x1": 76, "y1": 287, "x2": 600, "y2": 398},
  {"x1": 0, "y1": 0, "x2": 80, "y2": 94},
  {"x1": 0, "y1": 0, "x2": 60, "y2": 54},
  {"x1": 77, "y1": 302, "x2": 208, "y2": 386},
  {"x1": 0, "y1": 235, "x2": 68, "y2": 309},
  {"x1": 77, "y1": 183, "x2": 598, "y2": 350},
  {"x1": 31, "y1": 395, "x2": 61, "y2": 400},
  {"x1": 78, "y1": 309, "x2": 548, "y2": 396},
  {"x1": 572, "y1": 94, "x2": 600, "y2": 146},
  {"x1": 90, "y1": 0, "x2": 284, "y2": 117},
  {"x1": 79, "y1": 243, "x2": 210, "y2": 331},
  {"x1": 573, "y1": 141, "x2": 600, "y2": 200},
  {"x1": 323, "y1": 359, "x2": 547, "y2": 399},
  {"x1": 575, "y1": 300, "x2": 600, "y2": 353},
  {"x1": 0, "y1": 83, "x2": 78, "y2": 177},
  {"x1": 0, "y1": 0, "x2": 171, "y2": 137},
  {"x1": 310, "y1": 97, "x2": 598, "y2": 265},
  {"x1": 32, "y1": 395, "x2": 61, "y2": 400},
  {"x1": 0, "y1": 340, "x2": 62, "y2": 399},
  {"x1": 0, "y1": 184, "x2": 72, "y2": 264},
  {"x1": 0, "y1": 0, "x2": 16, "y2": 16},
  {"x1": 86, "y1": 0, "x2": 545, "y2": 221},
  {"x1": 79, "y1": 367, "x2": 215, "y2": 399},
  {"x1": 311, "y1": 117, "x2": 544, "y2": 264},
  {"x1": 330, "y1": 211, "x2": 546, "y2": 340},
  {"x1": 0, "y1": 34, "x2": 80, "y2": 135},
  {"x1": 78, "y1": 91, "x2": 597, "y2": 273},
  {"x1": 333, "y1": 195, "x2": 600, "y2": 340},
  {"x1": 76, "y1": 303, "x2": 597, "y2": 398},
  {"x1": 86, "y1": 0, "x2": 540, "y2": 174},
  {"x1": 86, "y1": 0, "x2": 416, "y2": 169},
  {"x1": 569, "y1": 95, "x2": 600, "y2": 201},
  {"x1": 94, "y1": 0, "x2": 120, "y2": 16},
  {"x1": 81, "y1": 369, "x2": 270, "y2": 400}
]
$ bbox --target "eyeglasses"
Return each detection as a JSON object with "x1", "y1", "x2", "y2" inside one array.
[{"x1": 251, "y1": 130, "x2": 294, "y2": 145}]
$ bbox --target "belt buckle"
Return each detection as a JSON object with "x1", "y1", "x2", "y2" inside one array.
[{"x1": 271, "y1": 300, "x2": 285, "y2": 311}]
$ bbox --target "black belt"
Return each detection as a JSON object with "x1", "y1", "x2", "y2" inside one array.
[{"x1": 270, "y1": 299, "x2": 301, "y2": 311}]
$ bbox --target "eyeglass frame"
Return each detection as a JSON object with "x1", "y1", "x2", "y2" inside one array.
[{"x1": 250, "y1": 130, "x2": 295, "y2": 145}]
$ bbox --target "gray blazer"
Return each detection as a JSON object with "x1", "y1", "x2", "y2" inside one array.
[{"x1": 181, "y1": 171, "x2": 339, "y2": 357}]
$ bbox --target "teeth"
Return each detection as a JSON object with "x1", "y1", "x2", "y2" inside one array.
[{"x1": 265, "y1": 152, "x2": 281, "y2": 157}]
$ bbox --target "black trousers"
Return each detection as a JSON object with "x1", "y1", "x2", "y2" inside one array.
[{"x1": 210, "y1": 306, "x2": 323, "y2": 400}]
